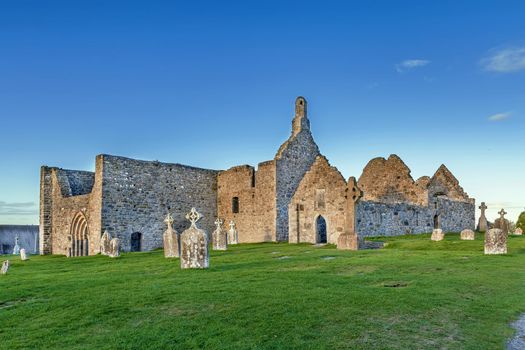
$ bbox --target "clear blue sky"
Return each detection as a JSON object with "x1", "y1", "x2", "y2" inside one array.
[{"x1": 1, "y1": 0, "x2": 524, "y2": 225}]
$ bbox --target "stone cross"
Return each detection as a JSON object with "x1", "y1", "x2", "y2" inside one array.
[
  {"x1": 479, "y1": 202, "x2": 487, "y2": 214},
  {"x1": 163, "y1": 212, "x2": 179, "y2": 258},
  {"x1": 180, "y1": 208, "x2": 209, "y2": 268},
  {"x1": 12, "y1": 235, "x2": 21, "y2": 255},
  {"x1": 229, "y1": 221, "x2": 236, "y2": 231},
  {"x1": 212, "y1": 218, "x2": 227, "y2": 251},
  {"x1": 477, "y1": 202, "x2": 488, "y2": 232},
  {"x1": 186, "y1": 207, "x2": 202, "y2": 228},
  {"x1": 338, "y1": 176, "x2": 363, "y2": 250},
  {"x1": 498, "y1": 209, "x2": 507, "y2": 220}
]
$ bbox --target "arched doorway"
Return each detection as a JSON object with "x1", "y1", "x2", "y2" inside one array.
[
  {"x1": 130, "y1": 232, "x2": 142, "y2": 252},
  {"x1": 70, "y1": 212, "x2": 89, "y2": 256},
  {"x1": 316, "y1": 216, "x2": 327, "y2": 244},
  {"x1": 433, "y1": 214, "x2": 440, "y2": 229}
]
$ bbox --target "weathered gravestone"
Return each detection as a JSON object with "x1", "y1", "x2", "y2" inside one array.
[
  {"x1": 100, "y1": 230, "x2": 111, "y2": 256},
  {"x1": 20, "y1": 248, "x2": 29, "y2": 261},
  {"x1": 494, "y1": 209, "x2": 509, "y2": 235},
  {"x1": 108, "y1": 238, "x2": 121, "y2": 258},
  {"x1": 338, "y1": 176, "x2": 363, "y2": 250},
  {"x1": 212, "y1": 218, "x2": 227, "y2": 251},
  {"x1": 180, "y1": 208, "x2": 209, "y2": 269},
  {"x1": 12, "y1": 235, "x2": 21, "y2": 255},
  {"x1": 515, "y1": 228, "x2": 523, "y2": 236},
  {"x1": 484, "y1": 228, "x2": 507, "y2": 255},
  {"x1": 228, "y1": 221, "x2": 239, "y2": 245},
  {"x1": 431, "y1": 229, "x2": 444, "y2": 241},
  {"x1": 163, "y1": 213, "x2": 179, "y2": 258},
  {"x1": 1, "y1": 260, "x2": 9, "y2": 275},
  {"x1": 477, "y1": 202, "x2": 488, "y2": 232},
  {"x1": 460, "y1": 229, "x2": 475, "y2": 240}
]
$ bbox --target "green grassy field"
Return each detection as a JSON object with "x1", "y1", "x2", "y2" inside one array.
[{"x1": 1, "y1": 233, "x2": 525, "y2": 349}]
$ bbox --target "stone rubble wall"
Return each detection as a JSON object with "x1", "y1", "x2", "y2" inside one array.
[
  {"x1": 356, "y1": 197, "x2": 475, "y2": 237},
  {"x1": 217, "y1": 161, "x2": 277, "y2": 242},
  {"x1": 275, "y1": 129, "x2": 320, "y2": 241},
  {"x1": 100, "y1": 155, "x2": 218, "y2": 252},
  {"x1": 358, "y1": 155, "x2": 427, "y2": 205},
  {"x1": 288, "y1": 156, "x2": 346, "y2": 244}
]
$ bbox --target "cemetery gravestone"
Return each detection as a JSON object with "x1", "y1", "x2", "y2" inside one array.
[{"x1": 180, "y1": 208, "x2": 209, "y2": 269}]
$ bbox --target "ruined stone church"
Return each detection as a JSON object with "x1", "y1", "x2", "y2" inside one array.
[{"x1": 39, "y1": 97, "x2": 475, "y2": 255}]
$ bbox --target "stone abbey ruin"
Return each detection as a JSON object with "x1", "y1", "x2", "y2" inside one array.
[{"x1": 39, "y1": 97, "x2": 475, "y2": 256}]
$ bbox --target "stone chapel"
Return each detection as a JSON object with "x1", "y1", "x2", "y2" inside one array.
[{"x1": 39, "y1": 97, "x2": 475, "y2": 255}]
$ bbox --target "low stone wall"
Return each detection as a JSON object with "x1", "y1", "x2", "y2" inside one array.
[{"x1": 356, "y1": 198, "x2": 475, "y2": 237}]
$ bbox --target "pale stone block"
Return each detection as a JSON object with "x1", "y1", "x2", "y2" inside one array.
[
  {"x1": 460, "y1": 229, "x2": 475, "y2": 240},
  {"x1": 485, "y1": 228, "x2": 507, "y2": 255},
  {"x1": 431, "y1": 229, "x2": 444, "y2": 241}
]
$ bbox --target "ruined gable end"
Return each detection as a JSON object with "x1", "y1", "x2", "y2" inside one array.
[
  {"x1": 288, "y1": 156, "x2": 347, "y2": 244},
  {"x1": 428, "y1": 164, "x2": 472, "y2": 202},
  {"x1": 357, "y1": 154, "x2": 425, "y2": 205}
]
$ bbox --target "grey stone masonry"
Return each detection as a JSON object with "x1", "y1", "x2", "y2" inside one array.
[
  {"x1": 275, "y1": 97, "x2": 320, "y2": 241},
  {"x1": 100, "y1": 155, "x2": 218, "y2": 252},
  {"x1": 356, "y1": 197, "x2": 475, "y2": 237}
]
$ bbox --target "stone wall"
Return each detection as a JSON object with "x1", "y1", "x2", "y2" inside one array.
[
  {"x1": 274, "y1": 97, "x2": 320, "y2": 241},
  {"x1": 217, "y1": 161, "x2": 277, "y2": 242},
  {"x1": 99, "y1": 155, "x2": 218, "y2": 252},
  {"x1": 358, "y1": 155, "x2": 427, "y2": 205},
  {"x1": 288, "y1": 156, "x2": 346, "y2": 244},
  {"x1": 356, "y1": 197, "x2": 475, "y2": 237},
  {"x1": 0, "y1": 225, "x2": 39, "y2": 255},
  {"x1": 39, "y1": 166, "x2": 100, "y2": 256}
]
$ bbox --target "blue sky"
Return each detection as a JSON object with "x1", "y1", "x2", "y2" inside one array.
[{"x1": 1, "y1": 0, "x2": 524, "y2": 224}]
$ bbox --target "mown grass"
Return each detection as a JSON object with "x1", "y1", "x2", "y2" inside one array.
[{"x1": 1, "y1": 233, "x2": 525, "y2": 349}]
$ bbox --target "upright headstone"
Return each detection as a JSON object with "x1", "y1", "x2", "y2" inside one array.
[
  {"x1": 12, "y1": 235, "x2": 21, "y2": 255},
  {"x1": 515, "y1": 228, "x2": 523, "y2": 236},
  {"x1": 494, "y1": 209, "x2": 509, "y2": 235},
  {"x1": 431, "y1": 229, "x2": 444, "y2": 241},
  {"x1": 485, "y1": 228, "x2": 507, "y2": 255},
  {"x1": 180, "y1": 208, "x2": 209, "y2": 269},
  {"x1": 20, "y1": 248, "x2": 29, "y2": 261},
  {"x1": 228, "y1": 221, "x2": 239, "y2": 245},
  {"x1": 1, "y1": 260, "x2": 9, "y2": 275},
  {"x1": 212, "y1": 218, "x2": 228, "y2": 251},
  {"x1": 460, "y1": 229, "x2": 475, "y2": 240},
  {"x1": 100, "y1": 230, "x2": 111, "y2": 256},
  {"x1": 337, "y1": 177, "x2": 363, "y2": 250},
  {"x1": 477, "y1": 202, "x2": 488, "y2": 232},
  {"x1": 108, "y1": 238, "x2": 121, "y2": 258},
  {"x1": 163, "y1": 213, "x2": 179, "y2": 258}
]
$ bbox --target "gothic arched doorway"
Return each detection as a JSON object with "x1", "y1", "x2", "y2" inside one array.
[
  {"x1": 130, "y1": 232, "x2": 142, "y2": 252},
  {"x1": 316, "y1": 216, "x2": 327, "y2": 244},
  {"x1": 70, "y1": 212, "x2": 89, "y2": 256}
]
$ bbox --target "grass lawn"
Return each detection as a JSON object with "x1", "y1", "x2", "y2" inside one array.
[{"x1": 1, "y1": 233, "x2": 525, "y2": 349}]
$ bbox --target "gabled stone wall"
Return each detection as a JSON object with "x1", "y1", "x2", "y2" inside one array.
[
  {"x1": 288, "y1": 156, "x2": 346, "y2": 244},
  {"x1": 274, "y1": 97, "x2": 320, "y2": 241}
]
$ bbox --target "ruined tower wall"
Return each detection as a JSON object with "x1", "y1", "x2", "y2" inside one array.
[
  {"x1": 288, "y1": 156, "x2": 346, "y2": 244},
  {"x1": 99, "y1": 155, "x2": 218, "y2": 252},
  {"x1": 217, "y1": 161, "x2": 277, "y2": 242},
  {"x1": 274, "y1": 97, "x2": 320, "y2": 241}
]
